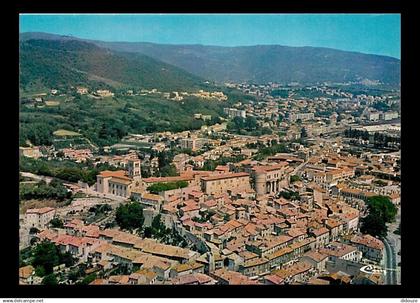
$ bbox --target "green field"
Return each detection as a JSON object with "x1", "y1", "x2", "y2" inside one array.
[
  {"x1": 45, "y1": 100, "x2": 60, "y2": 106},
  {"x1": 53, "y1": 129, "x2": 81, "y2": 137}
]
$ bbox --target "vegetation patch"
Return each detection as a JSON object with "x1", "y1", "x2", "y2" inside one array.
[
  {"x1": 45, "y1": 100, "x2": 60, "y2": 106},
  {"x1": 53, "y1": 129, "x2": 81, "y2": 137},
  {"x1": 361, "y1": 195, "x2": 397, "y2": 238},
  {"x1": 147, "y1": 181, "x2": 189, "y2": 194},
  {"x1": 115, "y1": 201, "x2": 144, "y2": 231}
]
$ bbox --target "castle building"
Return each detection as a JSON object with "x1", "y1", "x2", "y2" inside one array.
[
  {"x1": 252, "y1": 163, "x2": 289, "y2": 196},
  {"x1": 200, "y1": 172, "x2": 251, "y2": 196}
]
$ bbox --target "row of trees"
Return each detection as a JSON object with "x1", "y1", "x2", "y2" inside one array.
[
  {"x1": 372, "y1": 132, "x2": 400, "y2": 147},
  {"x1": 19, "y1": 179, "x2": 71, "y2": 202},
  {"x1": 344, "y1": 128, "x2": 370, "y2": 140},
  {"x1": 344, "y1": 128, "x2": 400, "y2": 148}
]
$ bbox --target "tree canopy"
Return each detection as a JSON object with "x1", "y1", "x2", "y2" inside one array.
[
  {"x1": 19, "y1": 179, "x2": 71, "y2": 202},
  {"x1": 115, "y1": 201, "x2": 144, "y2": 231},
  {"x1": 253, "y1": 143, "x2": 289, "y2": 161},
  {"x1": 361, "y1": 195, "x2": 397, "y2": 238},
  {"x1": 290, "y1": 175, "x2": 301, "y2": 183},
  {"x1": 42, "y1": 273, "x2": 58, "y2": 285},
  {"x1": 49, "y1": 217, "x2": 64, "y2": 228},
  {"x1": 31, "y1": 241, "x2": 76, "y2": 276},
  {"x1": 366, "y1": 195, "x2": 397, "y2": 223}
]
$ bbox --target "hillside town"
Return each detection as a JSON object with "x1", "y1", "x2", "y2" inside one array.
[{"x1": 19, "y1": 82, "x2": 401, "y2": 286}]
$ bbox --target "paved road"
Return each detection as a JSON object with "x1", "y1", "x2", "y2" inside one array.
[
  {"x1": 383, "y1": 237, "x2": 397, "y2": 285},
  {"x1": 381, "y1": 207, "x2": 401, "y2": 285},
  {"x1": 386, "y1": 207, "x2": 401, "y2": 284},
  {"x1": 291, "y1": 160, "x2": 308, "y2": 176}
]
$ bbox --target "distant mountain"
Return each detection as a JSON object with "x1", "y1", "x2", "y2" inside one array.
[
  {"x1": 20, "y1": 32, "x2": 81, "y2": 41},
  {"x1": 95, "y1": 42, "x2": 401, "y2": 86},
  {"x1": 20, "y1": 32, "x2": 401, "y2": 87},
  {"x1": 19, "y1": 36, "x2": 206, "y2": 92}
]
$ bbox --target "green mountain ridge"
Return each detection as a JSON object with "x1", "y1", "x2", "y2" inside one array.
[
  {"x1": 19, "y1": 38, "x2": 208, "y2": 93},
  {"x1": 97, "y1": 42, "x2": 401, "y2": 86},
  {"x1": 19, "y1": 32, "x2": 400, "y2": 86},
  {"x1": 19, "y1": 36, "x2": 255, "y2": 148}
]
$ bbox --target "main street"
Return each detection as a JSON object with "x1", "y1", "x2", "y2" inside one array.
[
  {"x1": 386, "y1": 207, "x2": 401, "y2": 284},
  {"x1": 383, "y1": 237, "x2": 397, "y2": 285},
  {"x1": 382, "y1": 206, "x2": 400, "y2": 285}
]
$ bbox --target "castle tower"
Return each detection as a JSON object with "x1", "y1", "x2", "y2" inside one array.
[{"x1": 254, "y1": 172, "x2": 267, "y2": 196}]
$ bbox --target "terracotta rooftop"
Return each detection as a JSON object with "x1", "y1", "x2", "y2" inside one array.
[
  {"x1": 201, "y1": 172, "x2": 249, "y2": 182},
  {"x1": 99, "y1": 170, "x2": 130, "y2": 180},
  {"x1": 143, "y1": 175, "x2": 193, "y2": 183},
  {"x1": 264, "y1": 274, "x2": 284, "y2": 285},
  {"x1": 252, "y1": 163, "x2": 288, "y2": 173},
  {"x1": 109, "y1": 177, "x2": 131, "y2": 185},
  {"x1": 170, "y1": 273, "x2": 216, "y2": 285},
  {"x1": 213, "y1": 269, "x2": 260, "y2": 285},
  {"x1": 141, "y1": 193, "x2": 163, "y2": 201},
  {"x1": 319, "y1": 242, "x2": 358, "y2": 258},
  {"x1": 303, "y1": 250, "x2": 329, "y2": 262},
  {"x1": 350, "y1": 234, "x2": 384, "y2": 250}
]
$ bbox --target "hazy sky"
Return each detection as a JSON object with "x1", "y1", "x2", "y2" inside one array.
[{"x1": 20, "y1": 14, "x2": 401, "y2": 59}]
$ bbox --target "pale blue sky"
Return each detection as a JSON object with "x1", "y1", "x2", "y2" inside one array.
[{"x1": 20, "y1": 14, "x2": 401, "y2": 59}]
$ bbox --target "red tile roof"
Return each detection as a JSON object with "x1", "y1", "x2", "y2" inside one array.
[
  {"x1": 201, "y1": 172, "x2": 249, "y2": 181},
  {"x1": 99, "y1": 170, "x2": 130, "y2": 180}
]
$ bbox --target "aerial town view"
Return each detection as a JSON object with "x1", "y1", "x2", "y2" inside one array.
[{"x1": 18, "y1": 14, "x2": 401, "y2": 286}]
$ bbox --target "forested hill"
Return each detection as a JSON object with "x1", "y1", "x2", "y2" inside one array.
[
  {"x1": 19, "y1": 38, "x2": 208, "y2": 93},
  {"x1": 98, "y1": 43, "x2": 401, "y2": 86},
  {"x1": 20, "y1": 32, "x2": 401, "y2": 87}
]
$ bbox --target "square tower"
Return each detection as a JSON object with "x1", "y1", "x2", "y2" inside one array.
[{"x1": 127, "y1": 159, "x2": 141, "y2": 179}]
